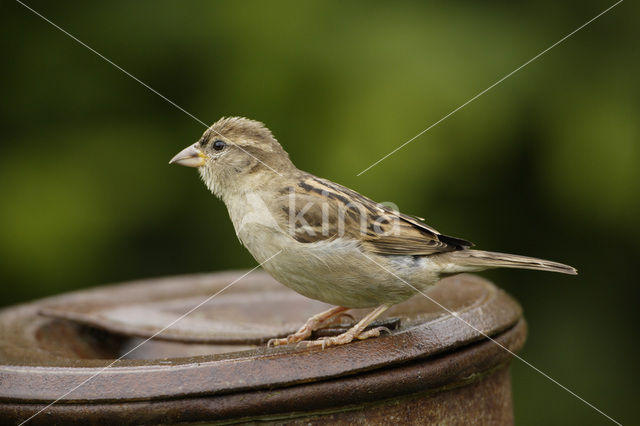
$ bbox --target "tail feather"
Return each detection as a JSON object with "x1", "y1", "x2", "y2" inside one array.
[{"x1": 442, "y1": 250, "x2": 577, "y2": 275}]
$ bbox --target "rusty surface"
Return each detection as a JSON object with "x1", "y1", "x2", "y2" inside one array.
[
  {"x1": 0, "y1": 271, "x2": 526, "y2": 424},
  {"x1": 2, "y1": 321, "x2": 525, "y2": 425},
  {"x1": 280, "y1": 366, "x2": 515, "y2": 425}
]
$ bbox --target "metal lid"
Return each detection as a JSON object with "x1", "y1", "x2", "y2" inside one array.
[{"x1": 0, "y1": 271, "x2": 524, "y2": 406}]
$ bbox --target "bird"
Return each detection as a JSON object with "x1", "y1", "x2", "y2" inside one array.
[{"x1": 170, "y1": 117, "x2": 577, "y2": 348}]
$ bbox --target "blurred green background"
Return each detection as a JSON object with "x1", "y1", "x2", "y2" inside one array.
[{"x1": 1, "y1": 1, "x2": 638, "y2": 424}]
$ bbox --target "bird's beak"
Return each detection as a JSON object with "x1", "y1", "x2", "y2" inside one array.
[{"x1": 169, "y1": 144, "x2": 208, "y2": 167}]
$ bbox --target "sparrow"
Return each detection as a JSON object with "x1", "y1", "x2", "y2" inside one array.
[{"x1": 170, "y1": 117, "x2": 577, "y2": 348}]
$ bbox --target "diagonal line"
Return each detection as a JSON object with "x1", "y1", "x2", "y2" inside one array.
[
  {"x1": 17, "y1": 250, "x2": 283, "y2": 425},
  {"x1": 358, "y1": 251, "x2": 621, "y2": 425},
  {"x1": 12, "y1": 1, "x2": 622, "y2": 423},
  {"x1": 15, "y1": 0, "x2": 206, "y2": 126},
  {"x1": 357, "y1": 0, "x2": 624, "y2": 176},
  {"x1": 14, "y1": 0, "x2": 283, "y2": 176}
]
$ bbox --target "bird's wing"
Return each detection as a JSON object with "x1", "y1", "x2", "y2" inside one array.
[{"x1": 274, "y1": 175, "x2": 472, "y2": 256}]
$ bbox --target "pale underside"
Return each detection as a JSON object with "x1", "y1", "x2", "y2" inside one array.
[{"x1": 226, "y1": 173, "x2": 473, "y2": 308}]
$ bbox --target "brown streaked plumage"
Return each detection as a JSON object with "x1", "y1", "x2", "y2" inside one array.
[
  {"x1": 279, "y1": 175, "x2": 471, "y2": 255},
  {"x1": 170, "y1": 116, "x2": 577, "y2": 348}
]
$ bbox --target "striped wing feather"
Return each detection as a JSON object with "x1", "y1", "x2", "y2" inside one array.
[{"x1": 277, "y1": 175, "x2": 472, "y2": 256}]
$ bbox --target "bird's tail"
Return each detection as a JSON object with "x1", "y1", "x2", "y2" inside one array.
[{"x1": 439, "y1": 250, "x2": 577, "y2": 275}]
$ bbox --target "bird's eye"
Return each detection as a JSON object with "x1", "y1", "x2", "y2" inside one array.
[{"x1": 213, "y1": 140, "x2": 226, "y2": 151}]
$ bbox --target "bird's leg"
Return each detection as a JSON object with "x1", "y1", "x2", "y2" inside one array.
[
  {"x1": 302, "y1": 305, "x2": 391, "y2": 348},
  {"x1": 267, "y1": 306, "x2": 349, "y2": 347}
]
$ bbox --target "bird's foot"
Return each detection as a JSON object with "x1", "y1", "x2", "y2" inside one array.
[
  {"x1": 267, "y1": 306, "x2": 349, "y2": 347},
  {"x1": 300, "y1": 326, "x2": 392, "y2": 349},
  {"x1": 267, "y1": 327, "x2": 312, "y2": 347}
]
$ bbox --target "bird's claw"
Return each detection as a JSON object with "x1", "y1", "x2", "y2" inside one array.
[
  {"x1": 267, "y1": 329, "x2": 311, "y2": 347},
  {"x1": 357, "y1": 326, "x2": 392, "y2": 339},
  {"x1": 267, "y1": 336, "x2": 295, "y2": 347},
  {"x1": 266, "y1": 338, "x2": 281, "y2": 348},
  {"x1": 296, "y1": 326, "x2": 393, "y2": 349}
]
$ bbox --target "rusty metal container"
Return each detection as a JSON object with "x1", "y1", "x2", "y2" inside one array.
[{"x1": 0, "y1": 272, "x2": 526, "y2": 424}]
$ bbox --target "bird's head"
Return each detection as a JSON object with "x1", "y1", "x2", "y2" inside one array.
[{"x1": 170, "y1": 117, "x2": 293, "y2": 197}]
